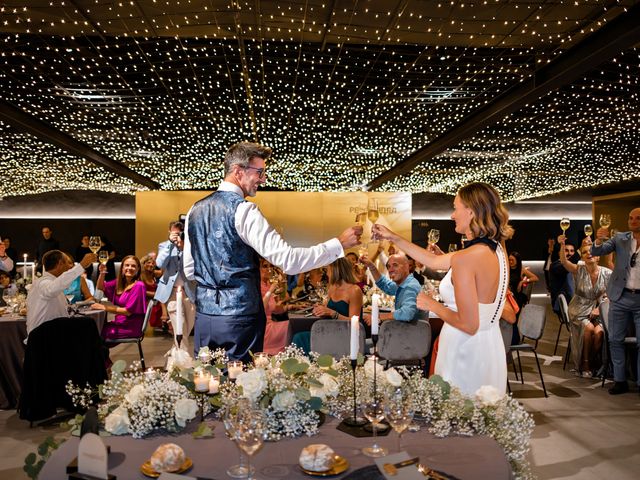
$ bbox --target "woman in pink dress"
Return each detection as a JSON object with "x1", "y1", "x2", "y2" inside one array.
[
  {"x1": 92, "y1": 255, "x2": 147, "y2": 340},
  {"x1": 260, "y1": 259, "x2": 290, "y2": 355}
]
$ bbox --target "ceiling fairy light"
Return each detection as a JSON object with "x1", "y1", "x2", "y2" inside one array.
[{"x1": 0, "y1": 1, "x2": 638, "y2": 199}]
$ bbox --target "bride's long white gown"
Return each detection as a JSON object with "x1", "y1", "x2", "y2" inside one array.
[{"x1": 434, "y1": 243, "x2": 508, "y2": 396}]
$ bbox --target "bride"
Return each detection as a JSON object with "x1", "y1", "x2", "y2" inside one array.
[{"x1": 372, "y1": 182, "x2": 513, "y2": 396}]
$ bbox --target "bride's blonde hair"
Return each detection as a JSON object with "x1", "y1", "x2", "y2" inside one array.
[{"x1": 458, "y1": 182, "x2": 514, "y2": 242}]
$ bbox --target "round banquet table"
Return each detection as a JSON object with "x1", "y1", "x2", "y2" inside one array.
[{"x1": 39, "y1": 417, "x2": 513, "y2": 479}]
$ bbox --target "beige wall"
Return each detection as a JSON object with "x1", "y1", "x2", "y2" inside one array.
[
  {"x1": 135, "y1": 191, "x2": 412, "y2": 259},
  {"x1": 593, "y1": 191, "x2": 640, "y2": 234}
]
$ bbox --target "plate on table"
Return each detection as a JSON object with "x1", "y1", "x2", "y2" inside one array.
[
  {"x1": 140, "y1": 457, "x2": 193, "y2": 478},
  {"x1": 300, "y1": 455, "x2": 349, "y2": 476}
]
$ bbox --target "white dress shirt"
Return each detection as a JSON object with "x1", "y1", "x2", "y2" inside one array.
[
  {"x1": 183, "y1": 181, "x2": 344, "y2": 279},
  {"x1": 0, "y1": 256, "x2": 14, "y2": 272},
  {"x1": 26, "y1": 263, "x2": 84, "y2": 335}
]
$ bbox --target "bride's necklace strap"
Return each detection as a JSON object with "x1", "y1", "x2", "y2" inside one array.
[{"x1": 463, "y1": 236, "x2": 498, "y2": 251}]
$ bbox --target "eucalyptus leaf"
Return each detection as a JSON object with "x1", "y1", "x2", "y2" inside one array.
[
  {"x1": 316, "y1": 354, "x2": 334, "y2": 368},
  {"x1": 325, "y1": 367, "x2": 340, "y2": 377},
  {"x1": 307, "y1": 396, "x2": 323, "y2": 411},
  {"x1": 295, "y1": 387, "x2": 311, "y2": 401},
  {"x1": 307, "y1": 377, "x2": 324, "y2": 388},
  {"x1": 192, "y1": 422, "x2": 215, "y2": 439},
  {"x1": 24, "y1": 453, "x2": 36, "y2": 466},
  {"x1": 111, "y1": 360, "x2": 126, "y2": 373}
]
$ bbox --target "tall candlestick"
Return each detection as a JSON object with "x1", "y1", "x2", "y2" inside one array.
[
  {"x1": 23, "y1": 254, "x2": 28, "y2": 279},
  {"x1": 31, "y1": 263, "x2": 35, "y2": 282},
  {"x1": 371, "y1": 294, "x2": 380, "y2": 335},
  {"x1": 350, "y1": 316, "x2": 359, "y2": 360},
  {"x1": 175, "y1": 286, "x2": 184, "y2": 336}
]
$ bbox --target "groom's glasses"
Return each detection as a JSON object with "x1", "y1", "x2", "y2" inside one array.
[
  {"x1": 631, "y1": 252, "x2": 638, "y2": 268},
  {"x1": 243, "y1": 166, "x2": 266, "y2": 179}
]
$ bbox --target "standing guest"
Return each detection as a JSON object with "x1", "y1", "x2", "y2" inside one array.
[
  {"x1": 373, "y1": 182, "x2": 512, "y2": 396},
  {"x1": 560, "y1": 238, "x2": 611, "y2": 376},
  {"x1": 140, "y1": 254, "x2": 164, "y2": 329},
  {"x1": 0, "y1": 242, "x2": 14, "y2": 274},
  {"x1": 591, "y1": 208, "x2": 640, "y2": 395},
  {"x1": 155, "y1": 221, "x2": 197, "y2": 352},
  {"x1": 75, "y1": 235, "x2": 94, "y2": 279},
  {"x1": 2, "y1": 237, "x2": 18, "y2": 276},
  {"x1": 183, "y1": 141, "x2": 362, "y2": 361},
  {"x1": 260, "y1": 259, "x2": 290, "y2": 355},
  {"x1": 91, "y1": 255, "x2": 147, "y2": 341},
  {"x1": 35, "y1": 226, "x2": 60, "y2": 268},
  {"x1": 361, "y1": 253, "x2": 425, "y2": 325},
  {"x1": 26, "y1": 250, "x2": 96, "y2": 336}
]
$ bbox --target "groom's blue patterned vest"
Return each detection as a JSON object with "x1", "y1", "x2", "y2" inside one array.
[{"x1": 188, "y1": 191, "x2": 261, "y2": 316}]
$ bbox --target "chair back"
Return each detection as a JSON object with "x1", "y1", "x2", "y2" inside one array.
[
  {"x1": 310, "y1": 320, "x2": 365, "y2": 358},
  {"x1": 140, "y1": 299, "x2": 155, "y2": 338},
  {"x1": 557, "y1": 293, "x2": 570, "y2": 330},
  {"x1": 522, "y1": 282, "x2": 534, "y2": 304},
  {"x1": 518, "y1": 304, "x2": 547, "y2": 341},
  {"x1": 599, "y1": 298, "x2": 610, "y2": 331},
  {"x1": 377, "y1": 320, "x2": 431, "y2": 362}
]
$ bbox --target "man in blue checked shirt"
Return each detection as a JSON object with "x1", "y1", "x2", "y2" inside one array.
[{"x1": 361, "y1": 253, "x2": 427, "y2": 325}]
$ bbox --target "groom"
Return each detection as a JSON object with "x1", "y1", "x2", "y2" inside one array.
[{"x1": 183, "y1": 141, "x2": 362, "y2": 361}]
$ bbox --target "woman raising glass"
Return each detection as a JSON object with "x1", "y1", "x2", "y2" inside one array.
[{"x1": 372, "y1": 182, "x2": 513, "y2": 395}]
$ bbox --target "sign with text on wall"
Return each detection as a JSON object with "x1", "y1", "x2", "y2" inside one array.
[{"x1": 135, "y1": 191, "x2": 411, "y2": 260}]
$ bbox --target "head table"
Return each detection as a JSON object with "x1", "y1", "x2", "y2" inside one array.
[
  {"x1": 39, "y1": 417, "x2": 512, "y2": 480},
  {"x1": 0, "y1": 308, "x2": 106, "y2": 410}
]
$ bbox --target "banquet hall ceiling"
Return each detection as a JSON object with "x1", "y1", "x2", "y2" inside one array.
[{"x1": 0, "y1": 0, "x2": 639, "y2": 200}]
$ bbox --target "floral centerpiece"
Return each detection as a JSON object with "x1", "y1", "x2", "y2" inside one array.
[{"x1": 67, "y1": 360, "x2": 200, "y2": 438}]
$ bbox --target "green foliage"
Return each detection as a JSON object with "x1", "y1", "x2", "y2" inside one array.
[
  {"x1": 306, "y1": 377, "x2": 324, "y2": 388},
  {"x1": 111, "y1": 360, "x2": 126, "y2": 374},
  {"x1": 307, "y1": 396, "x2": 323, "y2": 411},
  {"x1": 60, "y1": 414, "x2": 85, "y2": 437},
  {"x1": 316, "y1": 354, "x2": 334, "y2": 368},
  {"x1": 295, "y1": 387, "x2": 311, "y2": 401},
  {"x1": 192, "y1": 422, "x2": 215, "y2": 439},
  {"x1": 280, "y1": 358, "x2": 309, "y2": 375},
  {"x1": 23, "y1": 436, "x2": 65, "y2": 479},
  {"x1": 429, "y1": 375, "x2": 451, "y2": 398}
]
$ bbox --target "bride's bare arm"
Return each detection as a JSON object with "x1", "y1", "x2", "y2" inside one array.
[{"x1": 372, "y1": 224, "x2": 453, "y2": 270}]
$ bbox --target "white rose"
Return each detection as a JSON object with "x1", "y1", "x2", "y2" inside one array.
[
  {"x1": 124, "y1": 384, "x2": 145, "y2": 404},
  {"x1": 236, "y1": 369, "x2": 267, "y2": 402},
  {"x1": 272, "y1": 390, "x2": 297, "y2": 411},
  {"x1": 174, "y1": 398, "x2": 198, "y2": 427},
  {"x1": 104, "y1": 406, "x2": 130, "y2": 435},
  {"x1": 310, "y1": 373, "x2": 339, "y2": 400},
  {"x1": 384, "y1": 368, "x2": 403, "y2": 387},
  {"x1": 475, "y1": 385, "x2": 503, "y2": 406}
]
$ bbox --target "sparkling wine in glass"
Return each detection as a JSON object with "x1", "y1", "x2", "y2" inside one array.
[
  {"x1": 428, "y1": 229, "x2": 440, "y2": 246},
  {"x1": 599, "y1": 214, "x2": 611, "y2": 229},
  {"x1": 355, "y1": 211, "x2": 367, "y2": 227},
  {"x1": 448, "y1": 243, "x2": 458, "y2": 253},
  {"x1": 362, "y1": 400, "x2": 388, "y2": 457},
  {"x1": 583, "y1": 224, "x2": 593, "y2": 238},
  {"x1": 88, "y1": 236, "x2": 102, "y2": 254},
  {"x1": 560, "y1": 217, "x2": 570, "y2": 233},
  {"x1": 367, "y1": 198, "x2": 379, "y2": 224},
  {"x1": 98, "y1": 250, "x2": 109, "y2": 265}
]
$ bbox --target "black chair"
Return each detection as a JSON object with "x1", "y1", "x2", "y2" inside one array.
[
  {"x1": 555, "y1": 294, "x2": 572, "y2": 369},
  {"x1": 104, "y1": 299, "x2": 155, "y2": 370},
  {"x1": 509, "y1": 304, "x2": 548, "y2": 397},
  {"x1": 19, "y1": 316, "x2": 108, "y2": 423}
]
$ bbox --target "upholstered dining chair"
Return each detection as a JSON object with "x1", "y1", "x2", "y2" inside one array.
[
  {"x1": 103, "y1": 299, "x2": 156, "y2": 370},
  {"x1": 310, "y1": 320, "x2": 365, "y2": 358},
  {"x1": 509, "y1": 303, "x2": 549, "y2": 398},
  {"x1": 376, "y1": 320, "x2": 431, "y2": 369}
]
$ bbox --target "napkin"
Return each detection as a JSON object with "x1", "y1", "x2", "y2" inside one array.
[{"x1": 374, "y1": 452, "x2": 423, "y2": 480}]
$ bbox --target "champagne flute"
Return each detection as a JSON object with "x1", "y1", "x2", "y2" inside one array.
[
  {"x1": 98, "y1": 250, "x2": 109, "y2": 265},
  {"x1": 448, "y1": 243, "x2": 458, "y2": 253},
  {"x1": 355, "y1": 210, "x2": 367, "y2": 227},
  {"x1": 428, "y1": 229, "x2": 440, "y2": 246},
  {"x1": 88, "y1": 236, "x2": 102, "y2": 254},
  {"x1": 599, "y1": 213, "x2": 611, "y2": 229},
  {"x1": 560, "y1": 217, "x2": 570, "y2": 233},
  {"x1": 362, "y1": 400, "x2": 388, "y2": 457},
  {"x1": 235, "y1": 409, "x2": 265, "y2": 480},
  {"x1": 583, "y1": 224, "x2": 593, "y2": 238},
  {"x1": 367, "y1": 198, "x2": 379, "y2": 224},
  {"x1": 384, "y1": 388, "x2": 414, "y2": 452}
]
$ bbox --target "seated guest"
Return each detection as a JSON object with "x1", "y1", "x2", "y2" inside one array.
[
  {"x1": 26, "y1": 250, "x2": 96, "y2": 336},
  {"x1": 294, "y1": 267, "x2": 327, "y2": 298},
  {"x1": 292, "y1": 257, "x2": 364, "y2": 354},
  {"x1": 361, "y1": 252, "x2": 426, "y2": 325},
  {"x1": 0, "y1": 270, "x2": 11, "y2": 306},
  {"x1": 75, "y1": 235, "x2": 94, "y2": 278},
  {"x1": 549, "y1": 239, "x2": 579, "y2": 312},
  {"x1": 508, "y1": 251, "x2": 539, "y2": 310},
  {"x1": 260, "y1": 259, "x2": 290, "y2": 355},
  {"x1": 2, "y1": 237, "x2": 18, "y2": 276},
  {"x1": 560, "y1": 237, "x2": 611, "y2": 376},
  {"x1": 140, "y1": 254, "x2": 164, "y2": 329},
  {"x1": 345, "y1": 252, "x2": 368, "y2": 291},
  {"x1": 91, "y1": 255, "x2": 147, "y2": 341},
  {"x1": 63, "y1": 257, "x2": 95, "y2": 303},
  {"x1": 407, "y1": 255, "x2": 425, "y2": 286},
  {"x1": 0, "y1": 242, "x2": 14, "y2": 274}
]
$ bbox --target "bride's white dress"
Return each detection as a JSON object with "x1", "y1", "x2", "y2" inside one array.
[{"x1": 434, "y1": 243, "x2": 508, "y2": 396}]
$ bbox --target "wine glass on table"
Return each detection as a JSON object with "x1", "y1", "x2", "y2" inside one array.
[
  {"x1": 88, "y1": 236, "x2": 102, "y2": 255},
  {"x1": 235, "y1": 408, "x2": 265, "y2": 480},
  {"x1": 222, "y1": 399, "x2": 255, "y2": 478},
  {"x1": 384, "y1": 388, "x2": 414, "y2": 452},
  {"x1": 362, "y1": 400, "x2": 388, "y2": 457}
]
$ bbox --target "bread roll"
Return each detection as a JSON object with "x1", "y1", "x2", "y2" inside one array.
[
  {"x1": 299, "y1": 444, "x2": 335, "y2": 472},
  {"x1": 150, "y1": 443, "x2": 186, "y2": 472}
]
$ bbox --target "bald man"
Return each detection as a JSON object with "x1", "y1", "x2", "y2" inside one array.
[
  {"x1": 361, "y1": 253, "x2": 426, "y2": 324},
  {"x1": 592, "y1": 207, "x2": 640, "y2": 395}
]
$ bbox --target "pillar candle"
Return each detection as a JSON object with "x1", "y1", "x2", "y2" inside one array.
[
  {"x1": 254, "y1": 352, "x2": 270, "y2": 368},
  {"x1": 175, "y1": 286, "x2": 184, "y2": 336},
  {"x1": 194, "y1": 370, "x2": 210, "y2": 392},
  {"x1": 350, "y1": 316, "x2": 359, "y2": 360},
  {"x1": 227, "y1": 361, "x2": 243, "y2": 379},
  {"x1": 208, "y1": 376, "x2": 220, "y2": 394},
  {"x1": 371, "y1": 293, "x2": 380, "y2": 335},
  {"x1": 23, "y1": 254, "x2": 28, "y2": 279}
]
